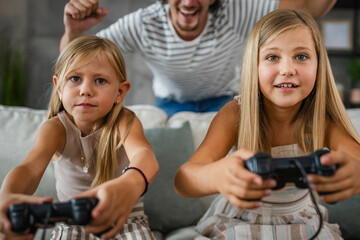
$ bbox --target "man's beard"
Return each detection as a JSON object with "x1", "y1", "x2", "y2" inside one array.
[{"x1": 176, "y1": 21, "x2": 199, "y2": 32}]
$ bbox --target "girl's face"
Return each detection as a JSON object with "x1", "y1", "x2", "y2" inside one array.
[
  {"x1": 55, "y1": 53, "x2": 129, "y2": 133},
  {"x1": 258, "y1": 26, "x2": 317, "y2": 111}
]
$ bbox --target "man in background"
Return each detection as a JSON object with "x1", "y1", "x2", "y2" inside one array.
[{"x1": 61, "y1": 0, "x2": 336, "y2": 116}]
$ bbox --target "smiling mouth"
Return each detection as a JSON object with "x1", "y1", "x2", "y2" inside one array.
[
  {"x1": 275, "y1": 84, "x2": 299, "y2": 88},
  {"x1": 179, "y1": 8, "x2": 198, "y2": 15}
]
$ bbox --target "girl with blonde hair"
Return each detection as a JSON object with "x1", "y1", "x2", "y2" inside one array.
[
  {"x1": 0, "y1": 36, "x2": 158, "y2": 240},
  {"x1": 175, "y1": 9, "x2": 360, "y2": 239}
]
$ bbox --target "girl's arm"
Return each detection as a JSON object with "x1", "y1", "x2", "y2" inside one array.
[
  {"x1": 119, "y1": 111, "x2": 159, "y2": 188},
  {"x1": 0, "y1": 117, "x2": 65, "y2": 234},
  {"x1": 175, "y1": 101, "x2": 275, "y2": 208},
  {"x1": 175, "y1": 100, "x2": 240, "y2": 196},
  {"x1": 74, "y1": 110, "x2": 158, "y2": 239},
  {"x1": 308, "y1": 120, "x2": 360, "y2": 203}
]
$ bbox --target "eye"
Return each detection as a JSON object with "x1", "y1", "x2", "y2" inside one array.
[
  {"x1": 295, "y1": 54, "x2": 308, "y2": 61},
  {"x1": 266, "y1": 55, "x2": 279, "y2": 61},
  {"x1": 70, "y1": 76, "x2": 81, "y2": 82},
  {"x1": 95, "y1": 78, "x2": 106, "y2": 85}
]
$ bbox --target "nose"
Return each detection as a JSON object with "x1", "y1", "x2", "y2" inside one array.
[
  {"x1": 279, "y1": 59, "x2": 296, "y2": 77},
  {"x1": 79, "y1": 81, "x2": 93, "y2": 97}
]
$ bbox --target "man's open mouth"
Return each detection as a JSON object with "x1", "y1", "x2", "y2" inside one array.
[{"x1": 179, "y1": 8, "x2": 198, "y2": 16}]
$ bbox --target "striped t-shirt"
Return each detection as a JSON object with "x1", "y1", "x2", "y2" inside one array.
[{"x1": 97, "y1": 0, "x2": 279, "y2": 102}]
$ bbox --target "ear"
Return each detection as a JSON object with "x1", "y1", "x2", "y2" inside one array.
[
  {"x1": 115, "y1": 81, "x2": 131, "y2": 104},
  {"x1": 53, "y1": 75, "x2": 62, "y2": 100}
]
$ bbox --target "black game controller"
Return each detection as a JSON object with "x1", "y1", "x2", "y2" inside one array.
[
  {"x1": 8, "y1": 197, "x2": 98, "y2": 233},
  {"x1": 245, "y1": 149, "x2": 336, "y2": 190}
]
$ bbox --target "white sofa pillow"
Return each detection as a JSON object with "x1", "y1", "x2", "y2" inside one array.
[
  {"x1": 167, "y1": 111, "x2": 216, "y2": 149},
  {"x1": 0, "y1": 105, "x2": 55, "y2": 199},
  {"x1": 127, "y1": 104, "x2": 167, "y2": 129},
  {"x1": 346, "y1": 108, "x2": 360, "y2": 135}
]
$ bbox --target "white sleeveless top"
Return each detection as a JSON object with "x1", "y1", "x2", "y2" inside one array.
[{"x1": 53, "y1": 111, "x2": 130, "y2": 201}]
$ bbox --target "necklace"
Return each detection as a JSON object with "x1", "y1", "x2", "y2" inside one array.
[
  {"x1": 77, "y1": 135, "x2": 97, "y2": 173},
  {"x1": 80, "y1": 155, "x2": 89, "y2": 173}
]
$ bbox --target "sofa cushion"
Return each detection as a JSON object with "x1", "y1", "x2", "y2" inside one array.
[
  {"x1": 167, "y1": 111, "x2": 216, "y2": 149},
  {"x1": 0, "y1": 105, "x2": 57, "y2": 199},
  {"x1": 165, "y1": 226, "x2": 197, "y2": 240},
  {"x1": 0, "y1": 105, "x2": 46, "y2": 163},
  {"x1": 143, "y1": 122, "x2": 204, "y2": 234},
  {"x1": 322, "y1": 194, "x2": 360, "y2": 240},
  {"x1": 127, "y1": 104, "x2": 168, "y2": 129},
  {"x1": 346, "y1": 108, "x2": 360, "y2": 135}
]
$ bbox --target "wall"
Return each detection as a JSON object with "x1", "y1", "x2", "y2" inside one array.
[
  {"x1": 0, "y1": 0, "x2": 357, "y2": 109},
  {"x1": 0, "y1": 0, "x2": 154, "y2": 109},
  {"x1": 320, "y1": 6, "x2": 359, "y2": 107}
]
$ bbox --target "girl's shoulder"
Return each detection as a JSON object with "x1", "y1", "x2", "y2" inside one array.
[
  {"x1": 325, "y1": 117, "x2": 360, "y2": 149},
  {"x1": 119, "y1": 107, "x2": 136, "y2": 126},
  {"x1": 35, "y1": 116, "x2": 66, "y2": 155},
  {"x1": 213, "y1": 99, "x2": 240, "y2": 128},
  {"x1": 117, "y1": 107, "x2": 138, "y2": 134},
  {"x1": 222, "y1": 98, "x2": 241, "y2": 116},
  {"x1": 41, "y1": 116, "x2": 65, "y2": 136},
  {"x1": 121, "y1": 107, "x2": 136, "y2": 118}
]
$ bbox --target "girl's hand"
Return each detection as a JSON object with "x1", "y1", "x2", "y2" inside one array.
[
  {"x1": 307, "y1": 150, "x2": 360, "y2": 203},
  {"x1": 0, "y1": 194, "x2": 53, "y2": 240},
  {"x1": 215, "y1": 149, "x2": 276, "y2": 209},
  {"x1": 74, "y1": 178, "x2": 139, "y2": 239}
]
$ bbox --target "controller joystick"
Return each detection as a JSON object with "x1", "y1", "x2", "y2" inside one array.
[
  {"x1": 8, "y1": 197, "x2": 98, "y2": 233},
  {"x1": 245, "y1": 149, "x2": 336, "y2": 190}
]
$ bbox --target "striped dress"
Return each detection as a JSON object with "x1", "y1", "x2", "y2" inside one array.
[
  {"x1": 195, "y1": 144, "x2": 342, "y2": 240},
  {"x1": 97, "y1": 0, "x2": 278, "y2": 102},
  {"x1": 50, "y1": 111, "x2": 154, "y2": 240}
]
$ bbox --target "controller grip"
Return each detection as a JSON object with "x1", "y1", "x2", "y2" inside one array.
[
  {"x1": 7, "y1": 197, "x2": 99, "y2": 233},
  {"x1": 312, "y1": 149, "x2": 336, "y2": 176},
  {"x1": 245, "y1": 152, "x2": 273, "y2": 179},
  {"x1": 70, "y1": 197, "x2": 98, "y2": 225},
  {"x1": 8, "y1": 204, "x2": 30, "y2": 233}
]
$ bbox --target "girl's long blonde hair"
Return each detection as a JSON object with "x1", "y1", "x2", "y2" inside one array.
[
  {"x1": 238, "y1": 9, "x2": 360, "y2": 153},
  {"x1": 49, "y1": 36, "x2": 134, "y2": 187}
]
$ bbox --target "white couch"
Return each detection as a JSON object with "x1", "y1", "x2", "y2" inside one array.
[{"x1": 1, "y1": 104, "x2": 360, "y2": 240}]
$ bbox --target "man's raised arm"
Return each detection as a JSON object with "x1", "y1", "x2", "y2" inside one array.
[
  {"x1": 278, "y1": 0, "x2": 337, "y2": 19},
  {"x1": 60, "y1": 0, "x2": 108, "y2": 52}
]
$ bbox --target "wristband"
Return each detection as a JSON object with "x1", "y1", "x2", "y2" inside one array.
[{"x1": 122, "y1": 166, "x2": 149, "y2": 196}]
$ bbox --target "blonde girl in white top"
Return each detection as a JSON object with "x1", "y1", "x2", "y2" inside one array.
[
  {"x1": 0, "y1": 36, "x2": 158, "y2": 240},
  {"x1": 175, "y1": 9, "x2": 360, "y2": 239}
]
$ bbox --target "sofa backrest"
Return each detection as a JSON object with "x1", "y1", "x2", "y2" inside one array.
[
  {"x1": 0, "y1": 105, "x2": 53, "y2": 198},
  {"x1": 1, "y1": 104, "x2": 360, "y2": 202},
  {"x1": 0, "y1": 104, "x2": 216, "y2": 201},
  {"x1": 0, "y1": 105, "x2": 170, "y2": 200}
]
